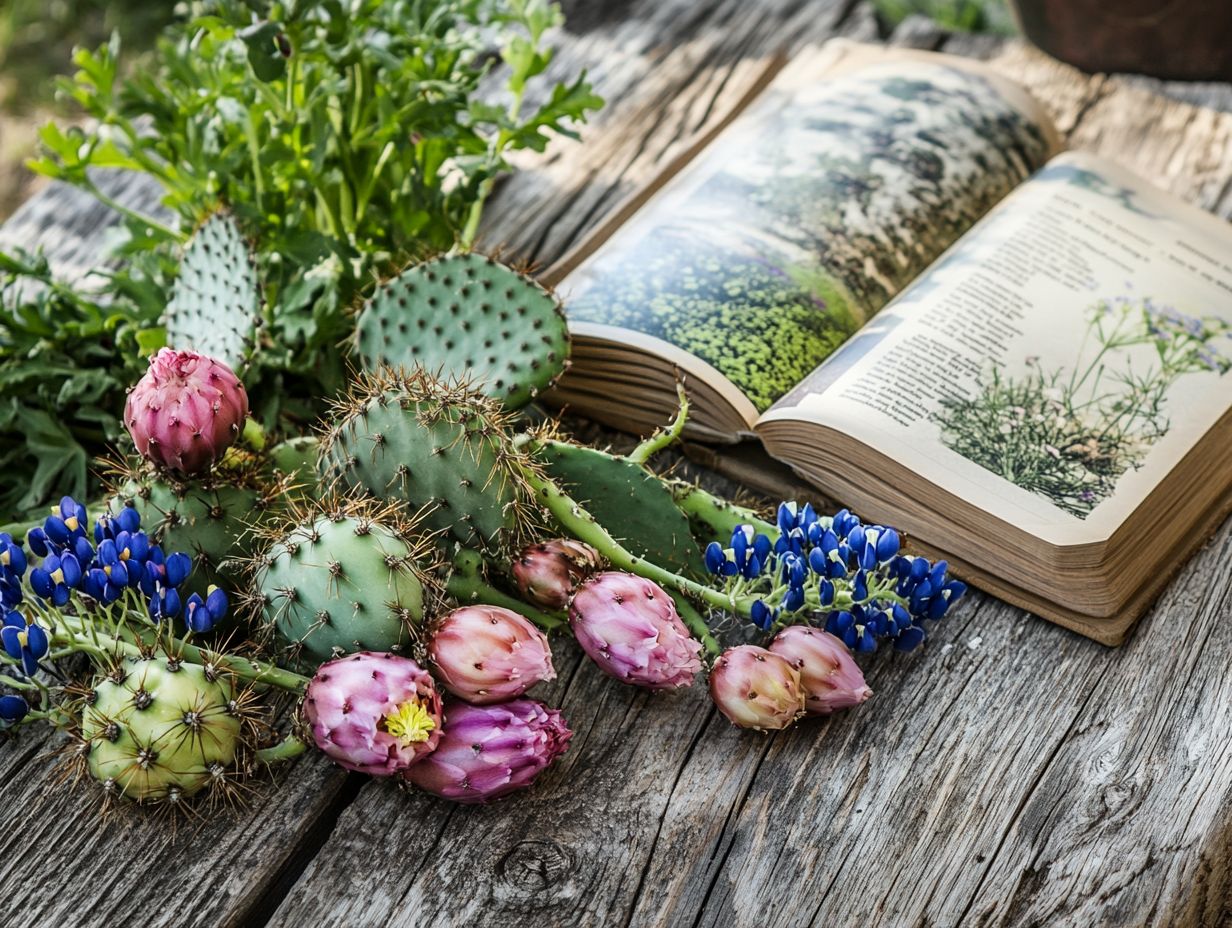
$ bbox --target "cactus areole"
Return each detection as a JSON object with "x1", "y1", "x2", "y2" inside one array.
[{"x1": 125, "y1": 348, "x2": 249, "y2": 476}]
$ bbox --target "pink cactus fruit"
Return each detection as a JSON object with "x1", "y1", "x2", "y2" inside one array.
[
  {"x1": 709, "y1": 645, "x2": 806, "y2": 731},
  {"x1": 568, "y1": 571, "x2": 702, "y2": 690},
  {"x1": 404, "y1": 697, "x2": 572, "y2": 804},
  {"x1": 769, "y1": 625, "x2": 872, "y2": 715},
  {"x1": 512, "y1": 538, "x2": 603, "y2": 610},
  {"x1": 303, "y1": 651, "x2": 442, "y2": 776},
  {"x1": 427, "y1": 605, "x2": 556, "y2": 705},
  {"x1": 124, "y1": 347, "x2": 249, "y2": 476}
]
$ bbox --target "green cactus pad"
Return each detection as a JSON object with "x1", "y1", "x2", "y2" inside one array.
[
  {"x1": 354, "y1": 253, "x2": 568, "y2": 410},
  {"x1": 165, "y1": 212, "x2": 262, "y2": 371},
  {"x1": 252, "y1": 502, "x2": 436, "y2": 668},
  {"x1": 268, "y1": 436, "x2": 320, "y2": 486},
  {"x1": 106, "y1": 463, "x2": 276, "y2": 597},
  {"x1": 321, "y1": 368, "x2": 542, "y2": 554},
  {"x1": 536, "y1": 440, "x2": 705, "y2": 578},
  {"x1": 80, "y1": 656, "x2": 242, "y2": 803}
]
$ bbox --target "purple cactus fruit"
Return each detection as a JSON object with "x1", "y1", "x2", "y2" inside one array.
[
  {"x1": 568, "y1": 571, "x2": 702, "y2": 690},
  {"x1": 303, "y1": 651, "x2": 442, "y2": 776},
  {"x1": 124, "y1": 348, "x2": 249, "y2": 476},
  {"x1": 769, "y1": 625, "x2": 872, "y2": 715},
  {"x1": 404, "y1": 697, "x2": 572, "y2": 804},
  {"x1": 427, "y1": 605, "x2": 556, "y2": 705},
  {"x1": 709, "y1": 645, "x2": 806, "y2": 731},
  {"x1": 512, "y1": 538, "x2": 603, "y2": 610}
]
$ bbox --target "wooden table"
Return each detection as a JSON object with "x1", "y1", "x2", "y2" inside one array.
[{"x1": 4, "y1": 3, "x2": 1232, "y2": 926}]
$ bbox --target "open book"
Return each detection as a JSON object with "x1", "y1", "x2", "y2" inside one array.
[{"x1": 541, "y1": 41, "x2": 1232, "y2": 645}]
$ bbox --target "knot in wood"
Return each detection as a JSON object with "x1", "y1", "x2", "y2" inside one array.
[{"x1": 495, "y1": 839, "x2": 571, "y2": 895}]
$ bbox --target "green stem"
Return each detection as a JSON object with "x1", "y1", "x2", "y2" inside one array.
[
  {"x1": 446, "y1": 552, "x2": 567, "y2": 632},
  {"x1": 668, "y1": 479, "x2": 776, "y2": 540},
  {"x1": 669, "y1": 592, "x2": 720, "y2": 658},
  {"x1": 626, "y1": 382, "x2": 689, "y2": 465},
  {"x1": 85, "y1": 178, "x2": 186, "y2": 243},
  {"x1": 518, "y1": 463, "x2": 757, "y2": 618},
  {"x1": 255, "y1": 733, "x2": 308, "y2": 765},
  {"x1": 55, "y1": 618, "x2": 311, "y2": 694}
]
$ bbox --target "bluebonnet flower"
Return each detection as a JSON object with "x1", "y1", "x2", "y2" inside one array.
[
  {"x1": 2, "y1": 613, "x2": 49, "y2": 675},
  {"x1": 0, "y1": 693, "x2": 29, "y2": 727},
  {"x1": 148, "y1": 584, "x2": 183, "y2": 623},
  {"x1": 184, "y1": 586, "x2": 228, "y2": 634},
  {"x1": 704, "y1": 502, "x2": 968, "y2": 653},
  {"x1": 29, "y1": 553, "x2": 84, "y2": 606}
]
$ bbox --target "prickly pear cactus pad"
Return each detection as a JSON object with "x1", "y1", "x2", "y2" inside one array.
[
  {"x1": 247, "y1": 495, "x2": 443, "y2": 668},
  {"x1": 354, "y1": 254, "x2": 569, "y2": 410},
  {"x1": 321, "y1": 367, "x2": 543, "y2": 554},
  {"x1": 105, "y1": 460, "x2": 279, "y2": 596},
  {"x1": 77, "y1": 655, "x2": 246, "y2": 804},
  {"x1": 164, "y1": 212, "x2": 262, "y2": 372},
  {"x1": 536, "y1": 439, "x2": 707, "y2": 578}
]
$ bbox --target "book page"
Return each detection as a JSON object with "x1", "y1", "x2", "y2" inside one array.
[
  {"x1": 764, "y1": 150, "x2": 1232, "y2": 544},
  {"x1": 557, "y1": 43, "x2": 1056, "y2": 416}
]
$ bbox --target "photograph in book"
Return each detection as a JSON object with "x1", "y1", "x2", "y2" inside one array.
[
  {"x1": 563, "y1": 58, "x2": 1053, "y2": 411},
  {"x1": 763, "y1": 151, "x2": 1232, "y2": 544}
]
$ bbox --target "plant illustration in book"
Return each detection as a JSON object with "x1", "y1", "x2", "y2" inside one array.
[
  {"x1": 934, "y1": 296, "x2": 1232, "y2": 517},
  {"x1": 569, "y1": 62, "x2": 1049, "y2": 410}
]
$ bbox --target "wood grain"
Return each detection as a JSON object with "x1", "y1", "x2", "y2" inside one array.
[{"x1": 4, "y1": 3, "x2": 1232, "y2": 927}]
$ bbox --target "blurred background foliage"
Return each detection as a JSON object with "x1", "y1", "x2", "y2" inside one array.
[
  {"x1": 873, "y1": 0, "x2": 1015, "y2": 35},
  {"x1": 0, "y1": 0, "x2": 175, "y2": 218}
]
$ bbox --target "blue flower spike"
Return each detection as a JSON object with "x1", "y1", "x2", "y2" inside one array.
[
  {"x1": 705, "y1": 501, "x2": 968, "y2": 654},
  {"x1": 2, "y1": 613, "x2": 50, "y2": 676}
]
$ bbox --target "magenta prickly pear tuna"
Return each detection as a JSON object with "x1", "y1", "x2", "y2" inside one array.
[
  {"x1": 404, "y1": 697, "x2": 572, "y2": 804},
  {"x1": 124, "y1": 347, "x2": 249, "y2": 476},
  {"x1": 769, "y1": 626, "x2": 872, "y2": 715},
  {"x1": 568, "y1": 571, "x2": 702, "y2": 690},
  {"x1": 428, "y1": 605, "x2": 555, "y2": 705},
  {"x1": 303, "y1": 651, "x2": 442, "y2": 776},
  {"x1": 512, "y1": 538, "x2": 603, "y2": 610},
  {"x1": 709, "y1": 645, "x2": 806, "y2": 731}
]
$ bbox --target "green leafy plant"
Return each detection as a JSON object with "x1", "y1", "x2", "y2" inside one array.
[
  {"x1": 28, "y1": 0, "x2": 601, "y2": 413},
  {"x1": 0, "y1": 250, "x2": 168, "y2": 517}
]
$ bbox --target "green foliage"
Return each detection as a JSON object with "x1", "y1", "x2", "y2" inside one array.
[
  {"x1": 0, "y1": 249, "x2": 168, "y2": 519},
  {"x1": 355, "y1": 253, "x2": 569, "y2": 410},
  {"x1": 536, "y1": 439, "x2": 706, "y2": 578},
  {"x1": 165, "y1": 213, "x2": 262, "y2": 371},
  {"x1": 872, "y1": 0, "x2": 1016, "y2": 35},
  {"x1": 29, "y1": 0, "x2": 601, "y2": 419}
]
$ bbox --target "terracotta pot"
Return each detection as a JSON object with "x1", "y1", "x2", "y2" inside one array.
[{"x1": 1009, "y1": 0, "x2": 1232, "y2": 80}]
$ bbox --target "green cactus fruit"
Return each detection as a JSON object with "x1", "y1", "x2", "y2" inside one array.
[
  {"x1": 248, "y1": 495, "x2": 442, "y2": 668},
  {"x1": 164, "y1": 211, "x2": 263, "y2": 372},
  {"x1": 535, "y1": 438, "x2": 706, "y2": 578},
  {"x1": 268, "y1": 436, "x2": 320, "y2": 486},
  {"x1": 320, "y1": 368, "x2": 542, "y2": 554},
  {"x1": 106, "y1": 461, "x2": 277, "y2": 596},
  {"x1": 79, "y1": 655, "x2": 245, "y2": 804},
  {"x1": 353, "y1": 253, "x2": 569, "y2": 410}
]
